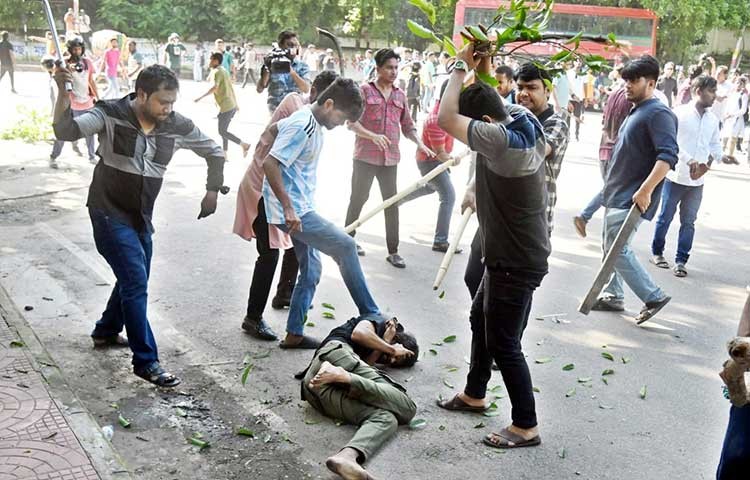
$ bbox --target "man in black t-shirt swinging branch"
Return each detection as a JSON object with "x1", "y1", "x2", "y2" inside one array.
[
  {"x1": 436, "y1": 43, "x2": 550, "y2": 450},
  {"x1": 300, "y1": 314, "x2": 418, "y2": 480}
]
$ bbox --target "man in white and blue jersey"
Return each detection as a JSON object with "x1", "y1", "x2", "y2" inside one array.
[{"x1": 262, "y1": 78, "x2": 384, "y2": 349}]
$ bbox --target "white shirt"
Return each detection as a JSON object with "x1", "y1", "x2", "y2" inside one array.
[
  {"x1": 711, "y1": 80, "x2": 732, "y2": 119},
  {"x1": 668, "y1": 102, "x2": 722, "y2": 187}
]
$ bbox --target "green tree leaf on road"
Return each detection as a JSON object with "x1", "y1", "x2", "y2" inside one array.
[
  {"x1": 241, "y1": 363, "x2": 254, "y2": 386},
  {"x1": 602, "y1": 369, "x2": 615, "y2": 376},
  {"x1": 236, "y1": 427, "x2": 255, "y2": 437},
  {"x1": 409, "y1": 418, "x2": 427, "y2": 429},
  {"x1": 562, "y1": 363, "x2": 575, "y2": 371},
  {"x1": 535, "y1": 357, "x2": 552, "y2": 364},
  {"x1": 443, "y1": 335, "x2": 457, "y2": 343},
  {"x1": 639, "y1": 385, "x2": 648, "y2": 399},
  {"x1": 322, "y1": 312, "x2": 336, "y2": 320},
  {"x1": 601, "y1": 352, "x2": 615, "y2": 361},
  {"x1": 118, "y1": 415, "x2": 131, "y2": 428},
  {"x1": 322, "y1": 303, "x2": 335, "y2": 310}
]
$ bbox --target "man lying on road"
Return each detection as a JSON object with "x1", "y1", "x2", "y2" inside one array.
[{"x1": 300, "y1": 314, "x2": 419, "y2": 480}]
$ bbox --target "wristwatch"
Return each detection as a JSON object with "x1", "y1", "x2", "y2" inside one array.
[{"x1": 453, "y1": 60, "x2": 468, "y2": 72}]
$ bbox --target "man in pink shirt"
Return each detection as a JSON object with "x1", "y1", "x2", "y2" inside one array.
[
  {"x1": 102, "y1": 38, "x2": 122, "y2": 100},
  {"x1": 346, "y1": 48, "x2": 434, "y2": 269},
  {"x1": 49, "y1": 38, "x2": 98, "y2": 169},
  {"x1": 233, "y1": 71, "x2": 338, "y2": 340}
]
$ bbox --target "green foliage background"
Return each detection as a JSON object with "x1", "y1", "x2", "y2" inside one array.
[{"x1": 0, "y1": 0, "x2": 747, "y2": 61}]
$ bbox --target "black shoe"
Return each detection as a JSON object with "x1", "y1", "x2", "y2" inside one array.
[
  {"x1": 591, "y1": 297, "x2": 625, "y2": 312},
  {"x1": 386, "y1": 253, "x2": 406, "y2": 268},
  {"x1": 432, "y1": 242, "x2": 463, "y2": 254},
  {"x1": 635, "y1": 296, "x2": 671, "y2": 325},
  {"x1": 356, "y1": 243, "x2": 365, "y2": 256},
  {"x1": 242, "y1": 316, "x2": 278, "y2": 341}
]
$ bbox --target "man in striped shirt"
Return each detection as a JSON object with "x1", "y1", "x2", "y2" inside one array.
[{"x1": 262, "y1": 78, "x2": 387, "y2": 350}]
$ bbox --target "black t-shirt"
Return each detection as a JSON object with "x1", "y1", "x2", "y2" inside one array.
[
  {"x1": 467, "y1": 104, "x2": 550, "y2": 276},
  {"x1": 0, "y1": 40, "x2": 13, "y2": 65},
  {"x1": 321, "y1": 316, "x2": 387, "y2": 360}
]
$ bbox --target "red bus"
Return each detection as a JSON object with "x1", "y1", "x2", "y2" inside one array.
[{"x1": 454, "y1": 0, "x2": 658, "y2": 60}]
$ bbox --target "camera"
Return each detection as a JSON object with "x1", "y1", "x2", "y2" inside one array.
[{"x1": 264, "y1": 45, "x2": 292, "y2": 74}]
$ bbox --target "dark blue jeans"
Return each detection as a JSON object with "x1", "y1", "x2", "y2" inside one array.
[
  {"x1": 717, "y1": 405, "x2": 750, "y2": 479},
  {"x1": 651, "y1": 179, "x2": 703, "y2": 265},
  {"x1": 89, "y1": 209, "x2": 158, "y2": 370},
  {"x1": 399, "y1": 160, "x2": 456, "y2": 244}
]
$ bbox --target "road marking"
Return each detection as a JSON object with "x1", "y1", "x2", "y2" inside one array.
[{"x1": 36, "y1": 222, "x2": 114, "y2": 285}]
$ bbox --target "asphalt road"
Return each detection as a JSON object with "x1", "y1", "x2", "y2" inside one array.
[{"x1": 1, "y1": 70, "x2": 749, "y2": 479}]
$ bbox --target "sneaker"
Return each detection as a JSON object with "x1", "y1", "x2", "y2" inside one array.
[
  {"x1": 241, "y1": 316, "x2": 278, "y2": 341},
  {"x1": 636, "y1": 296, "x2": 671, "y2": 325},
  {"x1": 591, "y1": 297, "x2": 625, "y2": 312},
  {"x1": 573, "y1": 216, "x2": 587, "y2": 238},
  {"x1": 48, "y1": 156, "x2": 59, "y2": 169},
  {"x1": 89, "y1": 157, "x2": 98, "y2": 165},
  {"x1": 386, "y1": 253, "x2": 406, "y2": 269},
  {"x1": 72, "y1": 143, "x2": 83, "y2": 156},
  {"x1": 356, "y1": 243, "x2": 365, "y2": 256}
]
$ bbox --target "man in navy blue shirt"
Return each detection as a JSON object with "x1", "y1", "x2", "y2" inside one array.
[{"x1": 594, "y1": 55, "x2": 678, "y2": 325}]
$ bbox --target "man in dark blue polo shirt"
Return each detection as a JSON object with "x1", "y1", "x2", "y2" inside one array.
[{"x1": 595, "y1": 55, "x2": 678, "y2": 325}]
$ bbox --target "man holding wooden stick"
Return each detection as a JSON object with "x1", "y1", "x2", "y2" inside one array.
[
  {"x1": 435, "y1": 43, "x2": 550, "y2": 450},
  {"x1": 590, "y1": 55, "x2": 677, "y2": 325},
  {"x1": 345, "y1": 48, "x2": 434, "y2": 269}
]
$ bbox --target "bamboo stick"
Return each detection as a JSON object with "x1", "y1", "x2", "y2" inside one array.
[
  {"x1": 344, "y1": 158, "x2": 456, "y2": 234},
  {"x1": 433, "y1": 208, "x2": 474, "y2": 291}
]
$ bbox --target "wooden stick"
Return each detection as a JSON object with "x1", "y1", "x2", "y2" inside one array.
[
  {"x1": 343, "y1": 150, "x2": 470, "y2": 234},
  {"x1": 578, "y1": 204, "x2": 641, "y2": 315},
  {"x1": 433, "y1": 208, "x2": 474, "y2": 291}
]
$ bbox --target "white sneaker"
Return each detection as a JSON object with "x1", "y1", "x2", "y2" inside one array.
[{"x1": 49, "y1": 157, "x2": 59, "y2": 169}]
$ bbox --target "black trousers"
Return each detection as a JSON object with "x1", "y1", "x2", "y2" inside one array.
[
  {"x1": 345, "y1": 160, "x2": 399, "y2": 254},
  {"x1": 464, "y1": 265, "x2": 544, "y2": 429},
  {"x1": 217, "y1": 108, "x2": 243, "y2": 151},
  {"x1": 464, "y1": 228, "x2": 483, "y2": 300},
  {"x1": 246, "y1": 198, "x2": 299, "y2": 319}
]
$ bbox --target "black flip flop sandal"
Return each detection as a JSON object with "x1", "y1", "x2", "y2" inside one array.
[
  {"x1": 437, "y1": 394, "x2": 488, "y2": 413},
  {"x1": 483, "y1": 427, "x2": 541, "y2": 449},
  {"x1": 134, "y1": 363, "x2": 181, "y2": 388}
]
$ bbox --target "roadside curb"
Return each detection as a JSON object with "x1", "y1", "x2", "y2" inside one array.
[{"x1": 0, "y1": 283, "x2": 134, "y2": 480}]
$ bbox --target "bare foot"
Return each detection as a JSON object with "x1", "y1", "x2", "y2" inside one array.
[
  {"x1": 241, "y1": 142, "x2": 251, "y2": 158},
  {"x1": 506, "y1": 423, "x2": 540, "y2": 441},
  {"x1": 309, "y1": 361, "x2": 350, "y2": 390},
  {"x1": 326, "y1": 448, "x2": 374, "y2": 480}
]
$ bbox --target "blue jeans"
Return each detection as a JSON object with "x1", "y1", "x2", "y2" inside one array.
[
  {"x1": 717, "y1": 405, "x2": 750, "y2": 479},
  {"x1": 399, "y1": 160, "x2": 456, "y2": 243},
  {"x1": 651, "y1": 179, "x2": 703, "y2": 265},
  {"x1": 277, "y1": 211, "x2": 380, "y2": 336},
  {"x1": 580, "y1": 160, "x2": 608, "y2": 221},
  {"x1": 89, "y1": 209, "x2": 158, "y2": 370},
  {"x1": 601, "y1": 208, "x2": 665, "y2": 303},
  {"x1": 51, "y1": 109, "x2": 96, "y2": 161}
]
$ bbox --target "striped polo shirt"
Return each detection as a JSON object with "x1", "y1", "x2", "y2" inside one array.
[{"x1": 262, "y1": 107, "x2": 323, "y2": 225}]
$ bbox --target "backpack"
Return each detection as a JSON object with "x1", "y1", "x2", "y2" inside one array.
[{"x1": 407, "y1": 74, "x2": 421, "y2": 99}]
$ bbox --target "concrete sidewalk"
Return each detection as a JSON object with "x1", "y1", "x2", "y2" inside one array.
[{"x1": 0, "y1": 286, "x2": 131, "y2": 480}]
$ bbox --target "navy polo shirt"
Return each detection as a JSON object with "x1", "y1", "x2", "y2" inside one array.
[{"x1": 603, "y1": 97, "x2": 679, "y2": 220}]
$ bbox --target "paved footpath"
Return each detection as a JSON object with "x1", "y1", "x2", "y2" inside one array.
[{"x1": 0, "y1": 286, "x2": 131, "y2": 480}]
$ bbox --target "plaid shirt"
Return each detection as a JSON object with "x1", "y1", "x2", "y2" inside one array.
[
  {"x1": 354, "y1": 82, "x2": 416, "y2": 166},
  {"x1": 538, "y1": 106, "x2": 570, "y2": 233}
]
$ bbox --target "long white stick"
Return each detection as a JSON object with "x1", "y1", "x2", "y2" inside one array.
[
  {"x1": 344, "y1": 158, "x2": 455, "y2": 233},
  {"x1": 433, "y1": 208, "x2": 474, "y2": 291}
]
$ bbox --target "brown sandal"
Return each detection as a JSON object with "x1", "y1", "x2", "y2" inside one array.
[
  {"x1": 436, "y1": 394, "x2": 488, "y2": 413},
  {"x1": 483, "y1": 427, "x2": 541, "y2": 449}
]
